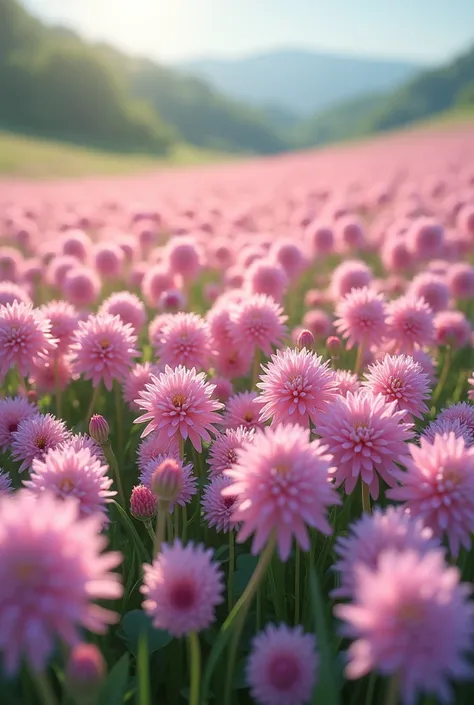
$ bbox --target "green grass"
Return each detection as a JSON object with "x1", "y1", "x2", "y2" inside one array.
[{"x1": 0, "y1": 131, "x2": 226, "y2": 178}]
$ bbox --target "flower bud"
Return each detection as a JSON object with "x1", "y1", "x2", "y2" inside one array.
[
  {"x1": 89, "y1": 414, "x2": 109, "y2": 444},
  {"x1": 151, "y1": 458, "x2": 183, "y2": 502},
  {"x1": 326, "y1": 336, "x2": 341, "y2": 352},
  {"x1": 130, "y1": 484, "x2": 157, "y2": 521},
  {"x1": 297, "y1": 328, "x2": 314, "y2": 351},
  {"x1": 66, "y1": 643, "x2": 106, "y2": 705}
]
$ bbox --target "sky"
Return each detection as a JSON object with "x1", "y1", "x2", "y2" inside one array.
[{"x1": 25, "y1": 0, "x2": 474, "y2": 64}]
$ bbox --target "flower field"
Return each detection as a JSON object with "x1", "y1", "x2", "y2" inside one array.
[{"x1": 1, "y1": 125, "x2": 474, "y2": 705}]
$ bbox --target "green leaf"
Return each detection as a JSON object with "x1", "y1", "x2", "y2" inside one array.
[
  {"x1": 112, "y1": 501, "x2": 150, "y2": 564},
  {"x1": 309, "y1": 567, "x2": 340, "y2": 705},
  {"x1": 234, "y1": 554, "x2": 259, "y2": 597},
  {"x1": 99, "y1": 653, "x2": 130, "y2": 705},
  {"x1": 121, "y1": 610, "x2": 173, "y2": 656},
  {"x1": 137, "y1": 632, "x2": 151, "y2": 705}
]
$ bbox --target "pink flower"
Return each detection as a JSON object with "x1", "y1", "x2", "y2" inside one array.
[
  {"x1": 141, "y1": 540, "x2": 224, "y2": 637},
  {"x1": 93, "y1": 243, "x2": 124, "y2": 279},
  {"x1": 166, "y1": 238, "x2": 202, "y2": 279},
  {"x1": 0, "y1": 396, "x2": 37, "y2": 451},
  {"x1": 408, "y1": 273, "x2": 450, "y2": 313},
  {"x1": 409, "y1": 217, "x2": 444, "y2": 260},
  {"x1": 447, "y1": 263, "x2": 474, "y2": 300},
  {"x1": 469, "y1": 375, "x2": 474, "y2": 402},
  {"x1": 40, "y1": 300, "x2": 79, "y2": 354},
  {"x1": 270, "y1": 240, "x2": 306, "y2": 280},
  {"x1": 256, "y1": 347, "x2": 337, "y2": 427},
  {"x1": 437, "y1": 403, "x2": 474, "y2": 435},
  {"x1": 317, "y1": 391, "x2": 413, "y2": 499},
  {"x1": 130, "y1": 485, "x2": 157, "y2": 521},
  {"x1": 30, "y1": 354, "x2": 73, "y2": 394},
  {"x1": 65, "y1": 643, "x2": 106, "y2": 701},
  {"x1": 246, "y1": 259, "x2": 288, "y2": 302},
  {"x1": 208, "y1": 426, "x2": 255, "y2": 479},
  {"x1": 422, "y1": 418, "x2": 474, "y2": 447},
  {"x1": 0, "y1": 302, "x2": 57, "y2": 378},
  {"x1": 362, "y1": 354, "x2": 431, "y2": 419},
  {"x1": 246, "y1": 623, "x2": 318, "y2": 705},
  {"x1": 98, "y1": 292, "x2": 146, "y2": 335},
  {"x1": 149, "y1": 313, "x2": 172, "y2": 351},
  {"x1": 24, "y1": 445, "x2": 115, "y2": 524},
  {"x1": 135, "y1": 366, "x2": 223, "y2": 451},
  {"x1": 141, "y1": 265, "x2": 175, "y2": 307},
  {"x1": 434, "y1": 311, "x2": 472, "y2": 348},
  {"x1": 140, "y1": 454, "x2": 197, "y2": 513},
  {"x1": 211, "y1": 376, "x2": 233, "y2": 402},
  {"x1": 212, "y1": 346, "x2": 253, "y2": 380},
  {"x1": 335, "y1": 549, "x2": 473, "y2": 705},
  {"x1": 201, "y1": 476, "x2": 238, "y2": 533},
  {"x1": 0, "y1": 281, "x2": 31, "y2": 307},
  {"x1": 70, "y1": 313, "x2": 139, "y2": 391},
  {"x1": 335, "y1": 287, "x2": 387, "y2": 350},
  {"x1": 334, "y1": 369, "x2": 361, "y2": 397},
  {"x1": 0, "y1": 470, "x2": 12, "y2": 496},
  {"x1": 388, "y1": 433, "x2": 474, "y2": 557},
  {"x1": 63, "y1": 266, "x2": 101, "y2": 308},
  {"x1": 137, "y1": 434, "x2": 179, "y2": 473},
  {"x1": 231, "y1": 294, "x2": 287, "y2": 357},
  {"x1": 123, "y1": 362, "x2": 157, "y2": 412},
  {"x1": 386, "y1": 296, "x2": 435, "y2": 353},
  {"x1": 156, "y1": 313, "x2": 211, "y2": 371},
  {"x1": 333, "y1": 506, "x2": 439, "y2": 599},
  {"x1": 221, "y1": 391, "x2": 264, "y2": 431},
  {"x1": 302, "y1": 309, "x2": 332, "y2": 340},
  {"x1": 11, "y1": 413, "x2": 70, "y2": 473},
  {"x1": 61, "y1": 433, "x2": 105, "y2": 462},
  {"x1": 224, "y1": 424, "x2": 340, "y2": 561},
  {"x1": 0, "y1": 491, "x2": 122, "y2": 674},
  {"x1": 330, "y1": 260, "x2": 372, "y2": 299}
]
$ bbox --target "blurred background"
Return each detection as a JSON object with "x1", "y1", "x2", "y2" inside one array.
[{"x1": 1, "y1": 0, "x2": 474, "y2": 176}]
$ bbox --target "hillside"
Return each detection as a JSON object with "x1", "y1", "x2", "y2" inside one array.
[{"x1": 177, "y1": 49, "x2": 422, "y2": 116}]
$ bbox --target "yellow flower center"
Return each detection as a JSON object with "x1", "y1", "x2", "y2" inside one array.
[
  {"x1": 172, "y1": 393, "x2": 186, "y2": 408},
  {"x1": 58, "y1": 477, "x2": 75, "y2": 493}
]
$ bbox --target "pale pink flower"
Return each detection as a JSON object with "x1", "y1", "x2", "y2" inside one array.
[
  {"x1": 98, "y1": 292, "x2": 147, "y2": 335},
  {"x1": 0, "y1": 396, "x2": 37, "y2": 451},
  {"x1": 363, "y1": 354, "x2": 431, "y2": 419},
  {"x1": 140, "y1": 454, "x2": 197, "y2": 513},
  {"x1": 0, "y1": 281, "x2": 31, "y2": 307},
  {"x1": 0, "y1": 302, "x2": 57, "y2": 378},
  {"x1": 40, "y1": 300, "x2": 79, "y2": 354},
  {"x1": 208, "y1": 426, "x2": 255, "y2": 479},
  {"x1": 334, "y1": 370, "x2": 361, "y2": 397},
  {"x1": 201, "y1": 476, "x2": 238, "y2": 533},
  {"x1": 156, "y1": 312, "x2": 210, "y2": 370},
  {"x1": 386, "y1": 296, "x2": 435, "y2": 353},
  {"x1": 63, "y1": 266, "x2": 101, "y2": 308},
  {"x1": 231, "y1": 294, "x2": 287, "y2": 357},
  {"x1": 221, "y1": 391, "x2": 264, "y2": 431},
  {"x1": 246, "y1": 259, "x2": 288, "y2": 302},
  {"x1": 335, "y1": 287, "x2": 387, "y2": 350},
  {"x1": 434, "y1": 311, "x2": 471, "y2": 348},
  {"x1": 123, "y1": 362, "x2": 157, "y2": 412},
  {"x1": 137, "y1": 434, "x2": 179, "y2": 473},
  {"x1": 0, "y1": 470, "x2": 13, "y2": 496},
  {"x1": 422, "y1": 418, "x2": 474, "y2": 447},
  {"x1": 437, "y1": 403, "x2": 474, "y2": 435},
  {"x1": 330, "y1": 260, "x2": 372, "y2": 299},
  {"x1": 408, "y1": 273, "x2": 450, "y2": 313},
  {"x1": 11, "y1": 413, "x2": 70, "y2": 473},
  {"x1": 447, "y1": 263, "x2": 474, "y2": 300}
]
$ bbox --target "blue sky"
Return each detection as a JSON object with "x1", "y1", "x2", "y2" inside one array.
[{"x1": 26, "y1": 0, "x2": 474, "y2": 63}]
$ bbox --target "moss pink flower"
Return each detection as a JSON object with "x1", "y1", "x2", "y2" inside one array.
[
  {"x1": 317, "y1": 391, "x2": 413, "y2": 499},
  {"x1": 335, "y1": 287, "x2": 387, "y2": 350},
  {"x1": 231, "y1": 294, "x2": 287, "y2": 357},
  {"x1": 24, "y1": 445, "x2": 115, "y2": 524},
  {"x1": 388, "y1": 433, "x2": 474, "y2": 557},
  {"x1": 0, "y1": 491, "x2": 122, "y2": 674},
  {"x1": 221, "y1": 391, "x2": 265, "y2": 431},
  {"x1": 0, "y1": 302, "x2": 57, "y2": 378},
  {"x1": 156, "y1": 312, "x2": 211, "y2": 370},
  {"x1": 335, "y1": 549, "x2": 473, "y2": 705},
  {"x1": 11, "y1": 413, "x2": 70, "y2": 473},
  {"x1": 141, "y1": 540, "x2": 224, "y2": 637},
  {"x1": 363, "y1": 354, "x2": 431, "y2": 419},
  {"x1": 246, "y1": 624, "x2": 318, "y2": 705},
  {"x1": 256, "y1": 347, "x2": 337, "y2": 427},
  {"x1": 70, "y1": 313, "x2": 139, "y2": 391},
  {"x1": 135, "y1": 366, "x2": 223, "y2": 451},
  {"x1": 386, "y1": 296, "x2": 435, "y2": 353},
  {"x1": 224, "y1": 424, "x2": 340, "y2": 561},
  {"x1": 0, "y1": 395, "x2": 37, "y2": 451},
  {"x1": 208, "y1": 426, "x2": 255, "y2": 479}
]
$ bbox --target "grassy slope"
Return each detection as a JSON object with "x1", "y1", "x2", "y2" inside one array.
[{"x1": 0, "y1": 131, "x2": 225, "y2": 178}]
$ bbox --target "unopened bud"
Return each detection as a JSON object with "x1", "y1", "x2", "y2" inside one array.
[
  {"x1": 130, "y1": 484, "x2": 157, "y2": 521},
  {"x1": 326, "y1": 336, "x2": 341, "y2": 352},
  {"x1": 66, "y1": 643, "x2": 106, "y2": 705},
  {"x1": 89, "y1": 414, "x2": 109, "y2": 444},
  {"x1": 297, "y1": 329, "x2": 314, "y2": 351},
  {"x1": 151, "y1": 458, "x2": 183, "y2": 502}
]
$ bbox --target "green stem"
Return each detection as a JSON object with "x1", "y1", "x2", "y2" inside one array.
[
  {"x1": 86, "y1": 383, "x2": 101, "y2": 423},
  {"x1": 31, "y1": 671, "x2": 59, "y2": 705},
  {"x1": 432, "y1": 346, "x2": 452, "y2": 406},
  {"x1": 384, "y1": 675, "x2": 399, "y2": 705},
  {"x1": 167, "y1": 514, "x2": 174, "y2": 542},
  {"x1": 256, "y1": 586, "x2": 262, "y2": 632},
  {"x1": 228, "y1": 530, "x2": 235, "y2": 611},
  {"x1": 54, "y1": 358, "x2": 62, "y2": 418},
  {"x1": 154, "y1": 500, "x2": 169, "y2": 556},
  {"x1": 174, "y1": 505, "x2": 180, "y2": 539},
  {"x1": 188, "y1": 632, "x2": 201, "y2": 705},
  {"x1": 178, "y1": 435, "x2": 185, "y2": 460},
  {"x1": 182, "y1": 503, "x2": 188, "y2": 543},
  {"x1": 251, "y1": 348, "x2": 261, "y2": 389},
  {"x1": 144, "y1": 519, "x2": 155, "y2": 543},
  {"x1": 354, "y1": 342, "x2": 365, "y2": 376},
  {"x1": 361, "y1": 481, "x2": 371, "y2": 515},
  {"x1": 102, "y1": 442, "x2": 125, "y2": 507},
  {"x1": 294, "y1": 544, "x2": 301, "y2": 625},
  {"x1": 113, "y1": 381, "x2": 124, "y2": 461}
]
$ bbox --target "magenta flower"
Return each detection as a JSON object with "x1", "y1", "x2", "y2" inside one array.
[
  {"x1": 135, "y1": 366, "x2": 223, "y2": 451},
  {"x1": 221, "y1": 391, "x2": 265, "y2": 431},
  {"x1": 256, "y1": 347, "x2": 337, "y2": 427},
  {"x1": 335, "y1": 549, "x2": 473, "y2": 705},
  {"x1": 130, "y1": 484, "x2": 157, "y2": 521},
  {"x1": 0, "y1": 470, "x2": 12, "y2": 496},
  {"x1": 334, "y1": 286, "x2": 387, "y2": 350},
  {"x1": 98, "y1": 291, "x2": 147, "y2": 335},
  {"x1": 0, "y1": 395, "x2": 37, "y2": 451},
  {"x1": 224, "y1": 424, "x2": 340, "y2": 561},
  {"x1": 362, "y1": 354, "x2": 431, "y2": 419},
  {"x1": 388, "y1": 433, "x2": 474, "y2": 556},
  {"x1": 24, "y1": 445, "x2": 115, "y2": 524},
  {"x1": 40, "y1": 300, "x2": 79, "y2": 355},
  {"x1": 201, "y1": 476, "x2": 238, "y2": 533},
  {"x1": 70, "y1": 313, "x2": 139, "y2": 391},
  {"x1": 156, "y1": 312, "x2": 211, "y2": 371},
  {"x1": 140, "y1": 454, "x2": 197, "y2": 513},
  {"x1": 246, "y1": 624, "x2": 318, "y2": 705},
  {"x1": 317, "y1": 391, "x2": 413, "y2": 499},
  {"x1": 208, "y1": 426, "x2": 255, "y2": 479},
  {"x1": 0, "y1": 490, "x2": 122, "y2": 674},
  {"x1": 0, "y1": 301, "x2": 57, "y2": 378},
  {"x1": 334, "y1": 369, "x2": 361, "y2": 397},
  {"x1": 141, "y1": 540, "x2": 224, "y2": 637},
  {"x1": 386, "y1": 295, "x2": 435, "y2": 353},
  {"x1": 230, "y1": 293, "x2": 287, "y2": 357},
  {"x1": 11, "y1": 413, "x2": 70, "y2": 473},
  {"x1": 333, "y1": 506, "x2": 439, "y2": 599}
]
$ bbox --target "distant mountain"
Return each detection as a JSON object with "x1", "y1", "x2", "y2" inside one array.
[{"x1": 176, "y1": 49, "x2": 423, "y2": 116}]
